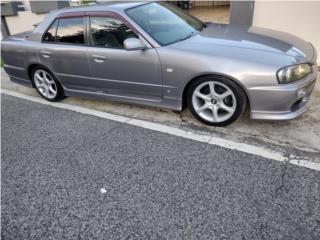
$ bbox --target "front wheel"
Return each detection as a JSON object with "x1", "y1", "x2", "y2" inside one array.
[
  {"x1": 32, "y1": 67, "x2": 65, "y2": 102},
  {"x1": 187, "y1": 76, "x2": 247, "y2": 126}
]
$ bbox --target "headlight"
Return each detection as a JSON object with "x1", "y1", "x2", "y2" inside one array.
[{"x1": 277, "y1": 63, "x2": 312, "y2": 84}]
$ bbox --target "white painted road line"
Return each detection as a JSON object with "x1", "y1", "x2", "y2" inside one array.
[
  {"x1": 1, "y1": 89, "x2": 130, "y2": 123},
  {"x1": 1, "y1": 89, "x2": 319, "y2": 172},
  {"x1": 127, "y1": 119, "x2": 287, "y2": 162}
]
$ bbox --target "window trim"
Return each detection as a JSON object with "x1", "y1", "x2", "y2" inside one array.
[
  {"x1": 42, "y1": 18, "x2": 59, "y2": 43},
  {"x1": 41, "y1": 11, "x2": 154, "y2": 48}
]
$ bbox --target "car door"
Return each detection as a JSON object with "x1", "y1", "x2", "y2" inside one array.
[
  {"x1": 87, "y1": 15, "x2": 162, "y2": 101},
  {"x1": 40, "y1": 15, "x2": 90, "y2": 91}
]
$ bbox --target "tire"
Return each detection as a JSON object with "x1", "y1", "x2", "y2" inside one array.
[
  {"x1": 31, "y1": 66, "x2": 65, "y2": 102},
  {"x1": 187, "y1": 76, "x2": 247, "y2": 126}
]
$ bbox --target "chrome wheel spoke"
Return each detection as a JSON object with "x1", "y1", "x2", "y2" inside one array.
[
  {"x1": 197, "y1": 103, "x2": 209, "y2": 113},
  {"x1": 218, "y1": 102, "x2": 234, "y2": 113},
  {"x1": 34, "y1": 72, "x2": 45, "y2": 87},
  {"x1": 211, "y1": 105, "x2": 219, "y2": 122},
  {"x1": 48, "y1": 85, "x2": 57, "y2": 94},
  {"x1": 37, "y1": 82, "x2": 46, "y2": 88},
  {"x1": 39, "y1": 87, "x2": 45, "y2": 93},
  {"x1": 45, "y1": 74, "x2": 54, "y2": 84},
  {"x1": 45, "y1": 86, "x2": 50, "y2": 97},
  {"x1": 208, "y1": 82, "x2": 218, "y2": 98},
  {"x1": 43, "y1": 73, "x2": 49, "y2": 81},
  {"x1": 35, "y1": 73, "x2": 44, "y2": 82},
  {"x1": 218, "y1": 90, "x2": 232, "y2": 101},
  {"x1": 194, "y1": 90, "x2": 210, "y2": 101}
]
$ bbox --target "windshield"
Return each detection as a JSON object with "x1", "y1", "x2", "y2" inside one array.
[{"x1": 126, "y1": 2, "x2": 204, "y2": 46}]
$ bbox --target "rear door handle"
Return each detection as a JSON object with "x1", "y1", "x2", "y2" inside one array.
[
  {"x1": 40, "y1": 50, "x2": 52, "y2": 58},
  {"x1": 92, "y1": 55, "x2": 106, "y2": 63}
]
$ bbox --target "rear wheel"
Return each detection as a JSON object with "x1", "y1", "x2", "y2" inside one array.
[
  {"x1": 32, "y1": 67, "x2": 65, "y2": 102},
  {"x1": 187, "y1": 76, "x2": 246, "y2": 126}
]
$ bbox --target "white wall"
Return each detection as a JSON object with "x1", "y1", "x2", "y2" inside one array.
[
  {"x1": 253, "y1": 1, "x2": 320, "y2": 65},
  {"x1": 192, "y1": 1, "x2": 214, "y2": 7},
  {"x1": 5, "y1": 11, "x2": 45, "y2": 35}
]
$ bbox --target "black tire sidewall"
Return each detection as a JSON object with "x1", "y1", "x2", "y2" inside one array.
[
  {"x1": 187, "y1": 76, "x2": 247, "y2": 126},
  {"x1": 31, "y1": 66, "x2": 65, "y2": 102}
]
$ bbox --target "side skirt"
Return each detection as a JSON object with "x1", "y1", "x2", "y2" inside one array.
[{"x1": 63, "y1": 87, "x2": 182, "y2": 111}]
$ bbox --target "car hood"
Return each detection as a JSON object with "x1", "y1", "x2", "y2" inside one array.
[{"x1": 172, "y1": 23, "x2": 315, "y2": 62}]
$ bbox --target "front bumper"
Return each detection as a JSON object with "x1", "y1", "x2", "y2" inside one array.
[{"x1": 249, "y1": 64, "x2": 318, "y2": 120}]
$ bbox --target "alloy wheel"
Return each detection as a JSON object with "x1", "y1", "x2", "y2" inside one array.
[
  {"x1": 33, "y1": 69, "x2": 58, "y2": 99},
  {"x1": 191, "y1": 81, "x2": 237, "y2": 123}
]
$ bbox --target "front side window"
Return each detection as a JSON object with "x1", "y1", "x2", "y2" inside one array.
[
  {"x1": 90, "y1": 17, "x2": 137, "y2": 48},
  {"x1": 56, "y1": 17, "x2": 85, "y2": 45},
  {"x1": 126, "y1": 2, "x2": 204, "y2": 46},
  {"x1": 43, "y1": 19, "x2": 58, "y2": 42}
]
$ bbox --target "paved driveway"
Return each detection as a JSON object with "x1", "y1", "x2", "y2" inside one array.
[{"x1": 2, "y1": 94, "x2": 320, "y2": 240}]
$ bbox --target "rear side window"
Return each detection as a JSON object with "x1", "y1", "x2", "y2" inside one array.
[
  {"x1": 42, "y1": 17, "x2": 85, "y2": 45},
  {"x1": 90, "y1": 17, "x2": 137, "y2": 48},
  {"x1": 43, "y1": 19, "x2": 58, "y2": 42},
  {"x1": 56, "y1": 17, "x2": 85, "y2": 45}
]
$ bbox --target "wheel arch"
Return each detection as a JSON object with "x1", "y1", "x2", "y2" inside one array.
[
  {"x1": 181, "y1": 73, "x2": 251, "y2": 111},
  {"x1": 27, "y1": 63, "x2": 66, "y2": 101},
  {"x1": 27, "y1": 63, "x2": 62, "y2": 88}
]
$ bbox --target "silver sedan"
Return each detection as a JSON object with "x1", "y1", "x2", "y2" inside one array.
[{"x1": 1, "y1": 2, "x2": 318, "y2": 126}]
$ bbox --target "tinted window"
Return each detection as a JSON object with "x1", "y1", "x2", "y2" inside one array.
[
  {"x1": 90, "y1": 17, "x2": 137, "y2": 48},
  {"x1": 43, "y1": 19, "x2": 58, "y2": 42},
  {"x1": 56, "y1": 17, "x2": 84, "y2": 45},
  {"x1": 126, "y1": 2, "x2": 204, "y2": 46}
]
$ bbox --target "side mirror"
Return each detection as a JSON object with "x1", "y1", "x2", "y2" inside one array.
[{"x1": 124, "y1": 37, "x2": 148, "y2": 51}]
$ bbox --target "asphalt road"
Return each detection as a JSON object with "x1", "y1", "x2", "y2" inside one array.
[{"x1": 2, "y1": 94, "x2": 320, "y2": 240}]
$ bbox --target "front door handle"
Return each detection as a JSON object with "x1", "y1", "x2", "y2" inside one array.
[
  {"x1": 92, "y1": 55, "x2": 106, "y2": 63},
  {"x1": 40, "y1": 50, "x2": 52, "y2": 58}
]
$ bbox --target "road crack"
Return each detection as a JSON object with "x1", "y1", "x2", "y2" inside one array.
[{"x1": 274, "y1": 158, "x2": 290, "y2": 196}]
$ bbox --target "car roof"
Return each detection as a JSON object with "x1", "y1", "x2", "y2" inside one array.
[
  {"x1": 51, "y1": 1, "x2": 149, "y2": 15},
  {"x1": 28, "y1": 1, "x2": 153, "y2": 43}
]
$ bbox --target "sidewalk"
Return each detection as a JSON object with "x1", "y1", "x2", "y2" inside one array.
[
  {"x1": 1, "y1": 69, "x2": 320, "y2": 154},
  {"x1": 189, "y1": 6, "x2": 229, "y2": 24}
]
